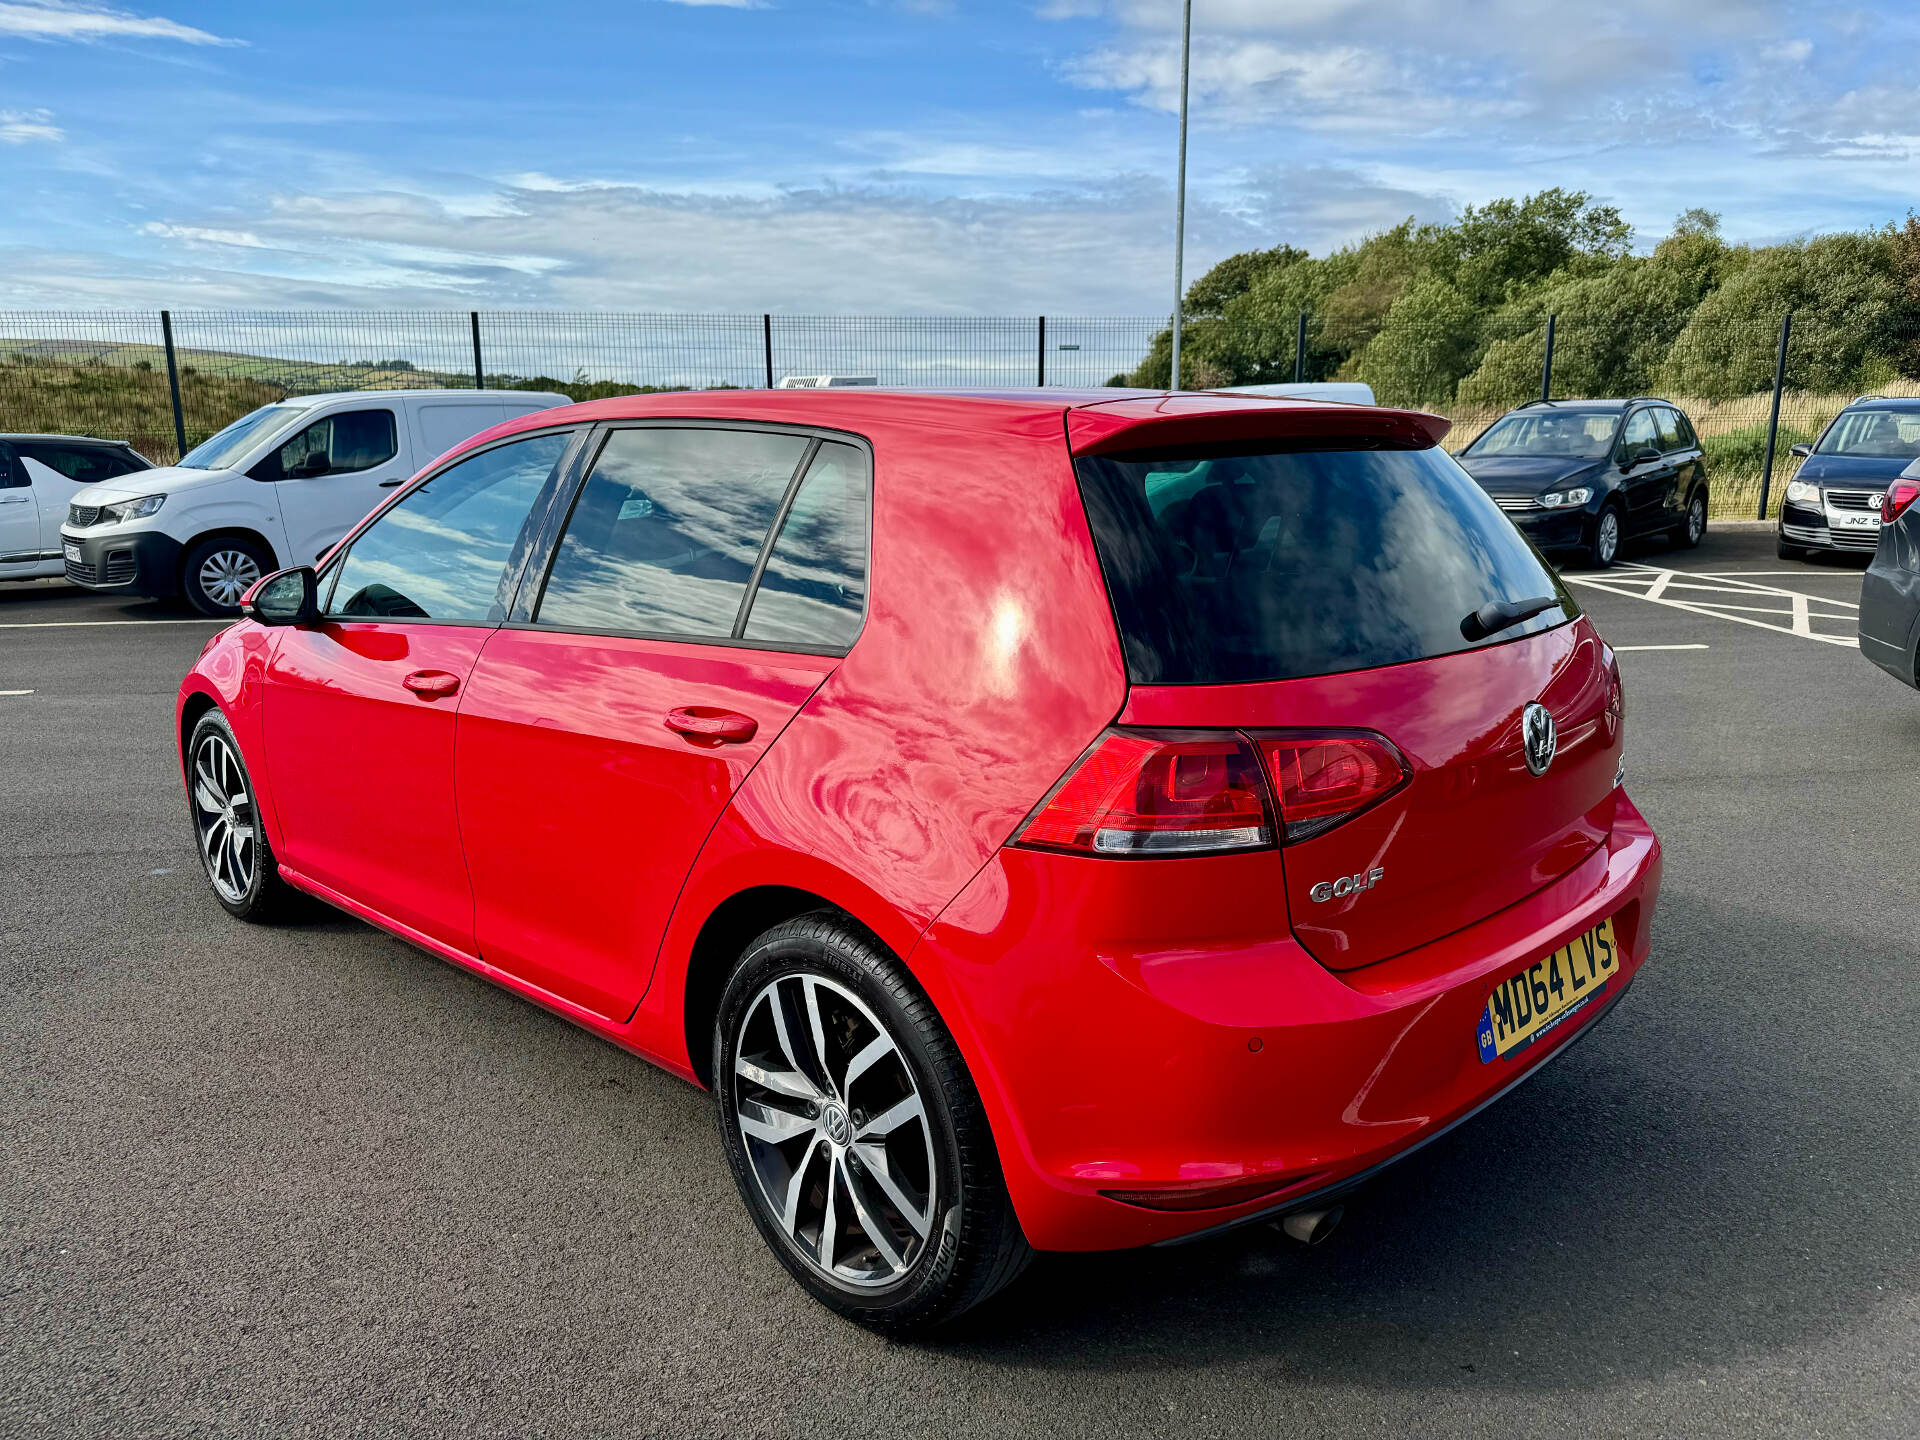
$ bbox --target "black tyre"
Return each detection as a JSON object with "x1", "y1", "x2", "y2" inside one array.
[
  {"x1": 181, "y1": 534, "x2": 272, "y2": 617},
  {"x1": 1777, "y1": 535, "x2": 1807, "y2": 561},
  {"x1": 714, "y1": 912, "x2": 1031, "y2": 1334},
  {"x1": 1586, "y1": 504, "x2": 1624, "y2": 568},
  {"x1": 186, "y1": 709, "x2": 300, "y2": 922},
  {"x1": 1676, "y1": 489, "x2": 1708, "y2": 549}
]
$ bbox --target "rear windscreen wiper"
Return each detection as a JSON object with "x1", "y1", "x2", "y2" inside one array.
[{"x1": 1460, "y1": 595, "x2": 1559, "y2": 642}]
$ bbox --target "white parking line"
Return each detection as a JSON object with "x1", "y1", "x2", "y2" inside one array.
[
  {"x1": 0, "y1": 688, "x2": 34, "y2": 695},
  {"x1": 1613, "y1": 644, "x2": 1709, "y2": 652},
  {"x1": 0, "y1": 619, "x2": 228, "y2": 629},
  {"x1": 1565, "y1": 563, "x2": 1860, "y2": 647}
]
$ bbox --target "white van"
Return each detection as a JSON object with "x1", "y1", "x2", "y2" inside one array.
[{"x1": 60, "y1": 388, "x2": 569, "y2": 614}]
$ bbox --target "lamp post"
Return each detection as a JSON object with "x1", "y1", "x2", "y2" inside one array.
[{"x1": 1169, "y1": 0, "x2": 1192, "y2": 391}]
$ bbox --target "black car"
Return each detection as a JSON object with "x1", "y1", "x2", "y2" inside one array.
[
  {"x1": 1858, "y1": 461, "x2": 1920, "y2": 688},
  {"x1": 1455, "y1": 398, "x2": 1709, "y2": 568},
  {"x1": 1777, "y1": 397, "x2": 1920, "y2": 560}
]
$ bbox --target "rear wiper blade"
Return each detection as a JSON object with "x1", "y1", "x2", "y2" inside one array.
[{"x1": 1461, "y1": 595, "x2": 1559, "y2": 642}]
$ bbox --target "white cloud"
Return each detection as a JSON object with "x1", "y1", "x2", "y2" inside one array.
[
  {"x1": 0, "y1": 106, "x2": 62, "y2": 142},
  {"x1": 141, "y1": 222, "x2": 268, "y2": 248},
  {"x1": 0, "y1": 1, "x2": 238, "y2": 44}
]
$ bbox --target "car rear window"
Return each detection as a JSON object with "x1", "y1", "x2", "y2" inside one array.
[{"x1": 1074, "y1": 444, "x2": 1578, "y2": 685}]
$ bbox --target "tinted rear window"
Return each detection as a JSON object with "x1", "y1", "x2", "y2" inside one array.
[{"x1": 1075, "y1": 445, "x2": 1577, "y2": 684}]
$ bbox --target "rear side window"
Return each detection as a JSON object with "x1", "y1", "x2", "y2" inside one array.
[
  {"x1": 741, "y1": 440, "x2": 869, "y2": 650},
  {"x1": 324, "y1": 432, "x2": 572, "y2": 621},
  {"x1": 19, "y1": 443, "x2": 147, "y2": 483},
  {"x1": 534, "y1": 427, "x2": 810, "y2": 638},
  {"x1": 1074, "y1": 445, "x2": 1577, "y2": 685},
  {"x1": 1654, "y1": 408, "x2": 1689, "y2": 452}
]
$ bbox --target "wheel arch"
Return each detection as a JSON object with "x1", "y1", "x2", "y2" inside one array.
[{"x1": 680, "y1": 884, "x2": 884, "y2": 1088}]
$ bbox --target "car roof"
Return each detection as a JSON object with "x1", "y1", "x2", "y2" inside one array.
[
  {"x1": 0, "y1": 432, "x2": 138, "y2": 446},
  {"x1": 470, "y1": 386, "x2": 1453, "y2": 457},
  {"x1": 1842, "y1": 396, "x2": 1920, "y2": 411},
  {"x1": 259, "y1": 389, "x2": 570, "y2": 408}
]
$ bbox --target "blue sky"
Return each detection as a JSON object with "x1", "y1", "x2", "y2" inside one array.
[{"x1": 1, "y1": 0, "x2": 1917, "y2": 312}]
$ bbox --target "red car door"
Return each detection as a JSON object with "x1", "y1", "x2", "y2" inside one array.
[
  {"x1": 261, "y1": 428, "x2": 581, "y2": 952},
  {"x1": 455, "y1": 427, "x2": 870, "y2": 1020}
]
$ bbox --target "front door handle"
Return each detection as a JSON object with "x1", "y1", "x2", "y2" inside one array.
[
  {"x1": 379, "y1": 479, "x2": 404, "y2": 488},
  {"x1": 0, "y1": 494, "x2": 28, "y2": 504},
  {"x1": 664, "y1": 706, "x2": 757, "y2": 744},
  {"x1": 403, "y1": 670, "x2": 460, "y2": 699}
]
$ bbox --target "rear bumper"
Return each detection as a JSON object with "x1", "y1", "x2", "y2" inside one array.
[
  {"x1": 913, "y1": 794, "x2": 1663, "y2": 1252},
  {"x1": 58, "y1": 526, "x2": 181, "y2": 596}
]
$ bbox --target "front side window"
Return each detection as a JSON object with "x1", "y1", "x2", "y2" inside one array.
[
  {"x1": 741, "y1": 440, "x2": 869, "y2": 651},
  {"x1": 534, "y1": 427, "x2": 809, "y2": 638},
  {"x1": 1616, "y1": 409, "x2": 1660, "y2": 460},
  {"x1": 258, "y1": 409, "x2": 398, "y2": 482},
  {"x1": 1075, "y1": 445, "x2": 1577, "y2": 685},
  {"x1": 1464, "y1": 409, "x2": 1617, "y2": 460},
  {"x1": 324, "y1": 431, "x2": 573, "y2": 622},
  {"x1": 1815, "y1": 408, "x2": 1920, "y2": 460}
]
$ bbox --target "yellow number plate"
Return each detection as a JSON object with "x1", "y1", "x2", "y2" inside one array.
[{"x1": 1477, "y1": 918, "x2": 1619, "y2": 1063}]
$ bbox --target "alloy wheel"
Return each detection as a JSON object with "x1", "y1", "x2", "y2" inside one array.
[
  {"x1": 1597, "y1": 510, "x2": 1621, "y2": 565},
  {"x1": 1688, "y1": 495, "x2": 1706, "y2": 543},
  {"x1": 190, "y1": 732, "x2": 256, "y2": 903},
  {"x1": 198, "y1": 548, "x2": 262, "y2": 608},
  {"x1": 729, "y1": 972, "x2": 939, "y2": 1289}
]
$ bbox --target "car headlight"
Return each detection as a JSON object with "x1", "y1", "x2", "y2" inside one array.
[
  {"x1": 1538, "y1": 487, "x2": 1593, "y2": 509},
  {"x1": 101, "y1": 494, "x2": 165, "y2": 523},
  {"x1": 1785, "y1": 479, "x2": 1820, "y2": 504}
]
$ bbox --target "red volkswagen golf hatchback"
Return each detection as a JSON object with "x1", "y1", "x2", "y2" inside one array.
[{"x1": 176, "y1": 388, "x2": 1661, "y2": 1332}]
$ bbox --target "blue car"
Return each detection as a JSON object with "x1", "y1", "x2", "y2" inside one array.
[
  {"x1": 1456, "y1": 398, "x2": 1709, "y2": 569},
  {"x1": 1777, "y1": 397, "x2": 1920, "y2": 560}
]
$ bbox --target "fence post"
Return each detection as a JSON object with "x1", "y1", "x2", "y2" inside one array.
[
  {"x1": 1037, "y1": 316, "x2": 1046, "y2": 387},
  {"x1": 1539, "y1": 314, "x2": 1557, "y2": 403},
  {"x1": 1293, "y1": 312, "x2": 1307, "y2": 383},
  {"x1": 1757, "y1": 311, "x2": 1793, "y2": 520},
  {"x1": 159, "y1": 310, "x2": 187, "y2": 460},
  {"x1": 469, "y1": 313, "x2": 485, "y2": 389},
  {"x1": 763, "y1": 315, "x2": 774, "y2": 388}
]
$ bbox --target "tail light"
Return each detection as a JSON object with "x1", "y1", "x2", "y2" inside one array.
[
  {"x1": 1883, "y1": 480, "x2": 1920, "y2": 524},
  {"x1": 1015, "y1": 730, "x2": 1274, "y2": 856},
  {"x1": 1254, "y1": 733, "x2": 1408, "y2": 843}
]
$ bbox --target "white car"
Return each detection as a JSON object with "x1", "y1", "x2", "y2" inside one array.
[
  {"x1": 1, "y1": 435, "x2": 155, "y2": 580},
  {"x1": 60, "y1": 388, "x2": 569, "y2": 614}
]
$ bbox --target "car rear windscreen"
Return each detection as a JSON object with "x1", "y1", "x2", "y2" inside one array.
[{"x1": 1074, "y1": 444, "x2": 1578, "y2": 684}]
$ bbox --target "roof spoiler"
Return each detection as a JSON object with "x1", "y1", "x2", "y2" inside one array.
[{"x1": 1067, "y1": 395, "x2": 1450, "y2": 457}]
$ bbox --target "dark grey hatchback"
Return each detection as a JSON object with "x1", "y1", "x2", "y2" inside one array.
[
  {"x1": 1858, "y1": 464, "x2": 1920, "y2": 688},
  {"x1": 1455, "y1": 398, "x2": 1709, "y2": 568}
]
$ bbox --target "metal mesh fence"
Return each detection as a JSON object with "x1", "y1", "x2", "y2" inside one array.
[{"x1": 4, "y1": 308, "x2": 1914, "y2": 516}]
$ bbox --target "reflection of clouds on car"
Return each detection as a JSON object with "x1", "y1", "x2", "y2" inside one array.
[{"x1": 328, "y1": 433, "x2": 571, "y2": 621}]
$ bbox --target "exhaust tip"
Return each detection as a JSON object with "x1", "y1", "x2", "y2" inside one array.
[{"x1": 1278, "y1": 1205, "x2": 1344, "y2": 1246}]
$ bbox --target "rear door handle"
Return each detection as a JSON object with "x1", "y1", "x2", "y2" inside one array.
[
  {"x1": 664, "y1": 706, "x2": 758, "y2": 744},
  {"x1": 403, "y1": 670, "x2": 460, "y2": 698}
]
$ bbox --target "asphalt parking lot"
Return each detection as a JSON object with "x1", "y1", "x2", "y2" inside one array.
[{"x1": 4, "y1": 529, "x2": 1918, "y2": 1440}]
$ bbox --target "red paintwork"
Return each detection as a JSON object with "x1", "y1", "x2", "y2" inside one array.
[{"x1": 177, "y1": 387, "x2": 1662, "y2": 1253}]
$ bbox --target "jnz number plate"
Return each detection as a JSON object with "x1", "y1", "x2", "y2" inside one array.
[{"x1": 1477, "y1": 917, "x2": 1618, "y2": 1063}]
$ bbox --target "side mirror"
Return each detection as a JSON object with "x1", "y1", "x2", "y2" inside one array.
[
  {"x1": 241, "y1": 566, "x2": 318, "y2": 626},
  {"x1": 1789, "y1": 442, "x2": 1814, "y2": 458},
  {"x1": 287, "y1": 450, "x2": 330, "y2": 479}
]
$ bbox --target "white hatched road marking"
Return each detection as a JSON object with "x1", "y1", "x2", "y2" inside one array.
[{"x1": 1565, "y1": 562, "x2": 1860, "y2": 647}]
